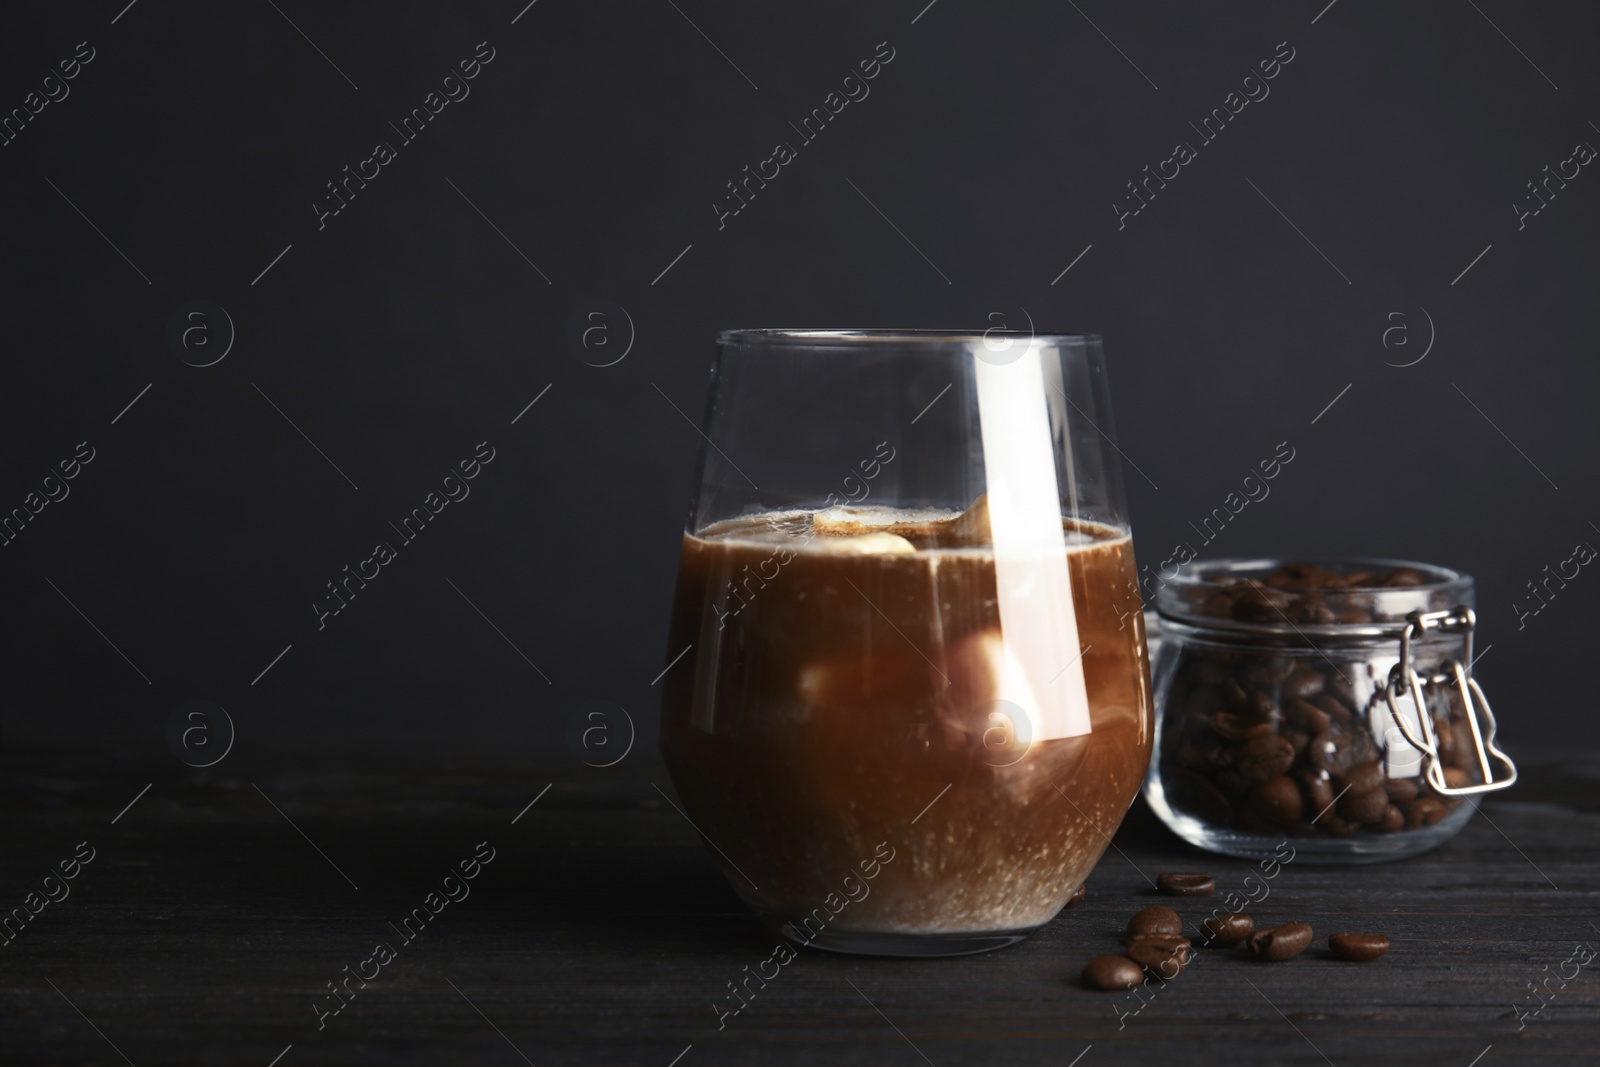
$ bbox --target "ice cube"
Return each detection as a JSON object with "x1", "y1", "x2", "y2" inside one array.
[
  {"x1": 945, "y1": 493, "x2": 991, "y2": 546},
  {"x1": 822, "y1": 532, "x2": 917, "y2": 555}
]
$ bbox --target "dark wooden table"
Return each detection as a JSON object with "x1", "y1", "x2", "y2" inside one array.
[{"x1": 3, "y1": 742, "x2": 1596, "y2": 1066}]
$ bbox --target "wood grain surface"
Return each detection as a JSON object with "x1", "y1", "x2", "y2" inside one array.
[{"x1": 2, "y1": 744, "x2": 1595, "y2": 1066}]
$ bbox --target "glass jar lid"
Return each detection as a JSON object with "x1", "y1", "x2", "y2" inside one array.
[{"x1": 1153, "y1": 557, "x2": 1475, "y2": 638}]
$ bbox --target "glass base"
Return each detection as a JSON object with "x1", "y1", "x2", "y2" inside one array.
[
  {"x1": 1146, "y1": 786, "x2": 1480, "y2": 863},
  {"x1": 766, "y1": 917, "x2": 1036, "y2": 957}
]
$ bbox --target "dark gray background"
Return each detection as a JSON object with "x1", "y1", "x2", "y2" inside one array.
[{"x1": 2, "y1": 0, "x2": 1596, "y2": 754}]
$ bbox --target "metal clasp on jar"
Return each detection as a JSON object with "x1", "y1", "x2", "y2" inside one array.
[{"x1": 1381, "y1": 607, "x2": 1517, "y2": 796}]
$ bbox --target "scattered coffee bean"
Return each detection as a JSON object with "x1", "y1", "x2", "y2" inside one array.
[
  {"x1": 1247, "y1": 921, "x2": 1313, "y2": 961},
  {"x1": 1127, "y1": 905, "x2": 1183, "y2": 937},
  {"x1": 1082, "y1": 954, "x2": 1145, "y2": 990},
  {"x1": 1329, "y1": 933, "x2": 1389, "y2": 961},
  {"x1": 1065, "y1": 884, "x2": 1087, "y2": 908},
  {"x1": 1126, "y1": 935, "x2": 1191, "y2": 977},
  {"x1": 1200, "y1": 913, "x2": 1254, "y2": 947},
  {"x1": 1157, "y1": 872, "x2": 1216, "y2": 897}
]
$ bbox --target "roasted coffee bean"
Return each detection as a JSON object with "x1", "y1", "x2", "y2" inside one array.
[
  {"x1": 1288, "y1": 698, "x2": 1331, "y2": 734},
  {"x1": 1127, "y1": 905, "x2": 1183, "y2": 937},
  {"x1": 1405, "y1": 796, "x2": 1445, "y2": 829},
  {"x1": 1282, "y1": 729, "x2": 1311, "y2": 759},
  {"x1": 1246, "y1": 689, "x2": 1280, "y2": 722},
  {"x1": 1283, "y1": 669, "x2": 1324, "y2": 700},
  {"x1": 1297, "y1": 768, "x2": 1335, "y2": 814},
  {"x1": 1212, "y1": 712, "x2": 1272, "y2": 742},
  {"x1": 1127, "y1": 935, "x2": 1191, "y2": 976},
  {"x1": 1065, "y1": 884, "x2": 1087, "y2": 908},
  {"x1": 1378, "y1": 804, "x2": 1405, "y2": 833},
  {"x1": 1307, "y1": 733, "x2": 1341, "y2": 774},
  {"x1": 1309, "y1": 731, "x2": 1371, "y2": 777},
  {"x1": 1328, "y1": 933, "x2": 1390, "y2": 961},
  {"x1": 1336, "y1": 759, "x2": 1384, "y2": 796},
  {"x1": 1339, "y1": 787, "x2": 1389, "y2": 825},
  {"x1": 1177, "y1": 743, "x2": 1220, "y2": 774},
  {"x1": 1082, "y1": 955, "x2": 1144, "y2": 990},
  {"x1": 1157, "y1": 872, "x2": 1216, "y2": 897},
  {"x1": 1442, "y1": 766, "x2": 1471, "y2": 790},
  {"x1": 1323, "y1": 674, "x2": 1358, "y2": 711},
  {"x1": 1247, "y1": 921, "x2": 1313, "y2": 961},
  {"x1": 1319, "y1": 813, "x2": 1358, "y2": 836},
  {"x1": 1240, "y1": 657, "x2": 1295, "y2": 688},
  {"x1": 1335, "y1": 603, "x2": 1374, "y2": 624},
  {"x1": 1237, "y1": 734, "x2": 1296, "y2": 783},
  {"x1": 1383, "y1": 777, "x2": 1419, "y2": 803},
  {"x1": 1209, "y1": 564, "x2": 1427, "y2": 618},
  {"x1": 1313, "y1": 692, "x2": 1354, "y2": 725},
  {"x1": 1433, "y1": 712, "x2": 1459, "y2": 761},
  {"x1": 1218, "y1": 680, "x2": 1276, "y2": 723},
  {"x1": 1251, "y1": 776, "x2": 1304, "y2": 825},
  {"x1": 1200, "y1": 914, "x2": 1254, "y2": 947}
]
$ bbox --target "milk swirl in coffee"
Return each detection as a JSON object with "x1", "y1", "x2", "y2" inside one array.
[{"x1": 660, "y1": 498, "x2": 1153, "y2": 939}]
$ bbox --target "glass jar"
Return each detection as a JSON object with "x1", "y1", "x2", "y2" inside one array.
[{"x1": 1143, "y1": 558, "x2": 1516, "y2": 862}]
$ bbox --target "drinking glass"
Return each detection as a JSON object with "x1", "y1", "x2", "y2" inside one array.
[{"x1": 658, "y1": 329, "x2": 1152, "y2": 956}]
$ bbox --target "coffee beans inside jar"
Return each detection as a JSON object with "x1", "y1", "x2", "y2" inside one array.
[{"x1": 1146, "y1": 559, "x2": 1497, "y2": 861}]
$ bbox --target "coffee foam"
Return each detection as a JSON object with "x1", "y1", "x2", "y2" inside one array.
[{"x1": 697, "y1": 505, "x2": 1124, "y2": 555}]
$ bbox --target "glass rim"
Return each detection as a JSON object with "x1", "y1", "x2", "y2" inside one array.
[{"x1": 716, "y1": 328, "x2": 1102, "y2": 347}]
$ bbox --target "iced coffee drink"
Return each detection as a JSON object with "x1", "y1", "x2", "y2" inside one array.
[{"x1": 660, "y1": 498, "x2": 1153, "y2": 954}]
